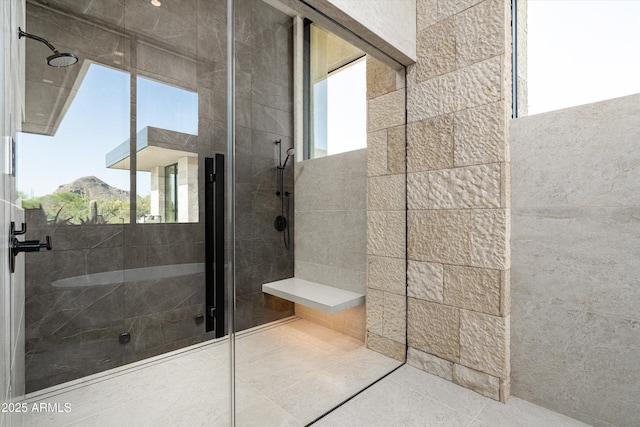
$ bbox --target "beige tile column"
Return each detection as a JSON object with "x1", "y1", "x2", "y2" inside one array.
[
  {"x1": 406, "y1": 0, "x2": 512, "y2": 402},
  {"x1": 365, "y1": 56, "x2": 407, "y2": 361}
]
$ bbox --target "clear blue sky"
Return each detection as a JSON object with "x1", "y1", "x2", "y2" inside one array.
[{"x1": 17, "y1": 63, "x2": 197, "y2": 198}]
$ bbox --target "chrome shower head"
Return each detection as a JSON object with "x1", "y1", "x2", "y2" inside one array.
[{"x1": 19, "y1": 27, "x2": 78, "y2": 67}]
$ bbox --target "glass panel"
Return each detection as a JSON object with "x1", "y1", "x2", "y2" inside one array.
[
  {"x1": 234, "y1": 1, "x2": 405, "y2": 424},
  {"x1": 15, "y1": 0, "x2": 232, "y2": 425},
  {"x1": 519, "y1": 0, "x2": 640, "y2": 116}
]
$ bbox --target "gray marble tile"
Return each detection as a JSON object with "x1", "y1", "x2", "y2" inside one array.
[{"x1": 124, "y1": 273, "x2": 203, "y2": 318}]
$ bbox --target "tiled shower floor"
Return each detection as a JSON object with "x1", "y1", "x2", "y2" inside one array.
[
  {"x1": 20, "y1": 317, "x2": 589, "y2": 427},
  {"x1": 20, "y1": 317, "x2": 400, "y2": 426}
]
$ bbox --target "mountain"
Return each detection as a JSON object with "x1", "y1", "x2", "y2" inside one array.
[{"x1": 54, "y1": 176, "x2": 129, "y2": 201}]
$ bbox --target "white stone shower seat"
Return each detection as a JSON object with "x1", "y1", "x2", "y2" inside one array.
[{"x1": 262, "y1": 278, "x2": 365, "y2": 314}]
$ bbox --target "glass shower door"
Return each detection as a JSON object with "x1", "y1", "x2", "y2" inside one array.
[{"x1": 14, "y1": 0, "x2": 233, "y2": 425}]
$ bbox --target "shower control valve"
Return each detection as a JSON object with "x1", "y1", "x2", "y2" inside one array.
[{"x1": 9, "y1": 221, "x2": 52, "y2": 273}]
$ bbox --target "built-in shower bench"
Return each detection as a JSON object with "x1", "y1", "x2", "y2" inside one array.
[{"x1": 262, "y1": 278, "x2": 365, "y2": 314}]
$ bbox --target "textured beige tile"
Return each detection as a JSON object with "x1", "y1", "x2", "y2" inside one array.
[
  {"x1": 501, "y1": 162, "x2": 510, "y2": 209},
  {"x1": 367, "y1": 56, "x2": 397, "y2": 99},
  {"x1": 456, "y1": 56, "x2": 503, "y2": 112},
  {"x1": 383, "y1": 292, "x2": 407, "y2": 344},
  {"x1": 444, "y1": 265, "x2": 502, "y2": 316},
  {"x1": 470, "y1": 208, "x2": 510, "y2": 269},
  {"x1": 459, "y1": 310, "x2": 509, "y2": 378},
  {"x1": 407, "y1": 71, "x2": 457, "y2": 122},
  {"x1": 408, "y1": 56, "x2": 502, "y2": 123},
  {"x1": 408, "y1": 298, "x2": 460, "y2": 362},
  {"x1": 500, "y1": 377, "x2": 510, "y2": 403},
  {"x1": 407, "y1": 347, "x2": 453, "y2": 381},
  {"x1": 500, "y1": 270, "x2": 510, "y2": 316},
  {"x1": 438, "y1": 0, "x2": 483, "y2": 20},
  {"x1": 367, "y1": 289, "x2": 406, "y2": 344},
  {"x1": 407, "y1": 114, "x2": 454, "y2": 172},
  {"x1": 417, "y1": 0, "x2": 438, "y2": 31},
  {"x1": 408, "y1": 164, "x2": 501, "y2": 210},
  {"x1": 366, "y1": 289, "x2": 384, "y2": 336},
  {"x1": 367, "y1": 211, "x2": 406, "y2": 258},
  {"x1": 366, "y1": 332, "x2": 406, "y2": 361},
  {"x1": 387, "y1": 125, "x2": 406, "y2": 175},
  {"x1": 407, "y1": 260, "x2": 443, "y2": 303},
  {"x1": 454, "y1": 101, "x2": 507, "y2": 166},
  {"x1": 367, "y1": 129, "x2": 388, "y2": 177},
  {"x1": 408, "y1": 210, "x2": 471, "y2": 265},
  {"x1": 453, "y1": 363, "x2": 500, "y2": 400},
  {"x1": 413, "y1": 17, "x2": 456, "y2": 84},
  {"x1": 368, "y1": 175, "x2": 405, "y2": 211},
  {"x1": 368, "y1": 89, "x2": 405, "y2": 132},
  {"x1": 455, "y1": 0, "x2": 506, "y2": 68},
  {"x1": 368, "y1": 256, "x2": 406, "y2": 296}
]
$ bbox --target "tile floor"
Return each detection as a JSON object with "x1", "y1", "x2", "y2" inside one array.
[{"x1": 18, "y1": 317, "x2": 590, "y2": 427}]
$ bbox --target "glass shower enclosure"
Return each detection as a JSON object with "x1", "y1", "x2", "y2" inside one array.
[{"x1": 9, "y1": 0, "x2": 407, "y2": 424}]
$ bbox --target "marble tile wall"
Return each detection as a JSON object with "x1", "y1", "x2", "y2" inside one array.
[
  {"x1": 365, "y1": 56, "x2": 407, "y2": 362},
  {"x1": 511, "y1": 94, "x2": 640, "y2": 427},
  {"x1": 294, "y1": 149, "x2": 367, "y2": 294},
  {"x1": 405, "y1": 0, "x2": 511, "y2": 401},
  {"x1": 294, "y1": 149, "x2": 367, "y2": 339},
  {"x1": 233, "y1": 0, "x2": 295, "y2": 331},
  {"x1": 23, "y1": 218, "x2": 211, "y2": 392}
]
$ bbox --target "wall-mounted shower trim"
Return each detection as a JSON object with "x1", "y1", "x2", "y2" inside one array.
[{"x1": 18, "y1": 27, "x2": 78, "y2": 67}]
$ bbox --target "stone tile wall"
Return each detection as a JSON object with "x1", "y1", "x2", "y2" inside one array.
[
  {"x1": 294, "y1": 149, "x2": 367, "y2": 339},
  {"x1": 365, "y1": 56, "x2": 407, "y2": 362},
  {"x1": 405, "y1": 0, "x2": 511, "y2": 402},
  {"x1": 511, "y1": 94, "x2": 640, "y2": 427},
  {"x1": 233, "y1": 0, "x2": 295, "y2": 331}
]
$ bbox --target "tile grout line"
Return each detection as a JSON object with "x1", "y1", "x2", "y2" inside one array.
[{"x1": 467, "y1": 399, "x2": 490, "y2": 427}]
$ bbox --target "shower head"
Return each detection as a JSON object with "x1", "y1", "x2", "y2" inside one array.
[
  {"x1": 18, "y1": 27, "x2": 78, "y2": 67},
  {"x1": 282, "y1": 148, "x2": 295, "y2": 168},
  {"x1": 47, "y1": 51, "x2": 79, "y2": 67}
]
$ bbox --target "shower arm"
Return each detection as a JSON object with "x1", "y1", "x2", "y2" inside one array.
[{"x1": 18, "y1": 28, "x2": 59, "y2": 53}]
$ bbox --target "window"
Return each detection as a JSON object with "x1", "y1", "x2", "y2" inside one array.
[{"x1": 304, "y1": 22, "x2": 367, "y2": 159}]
